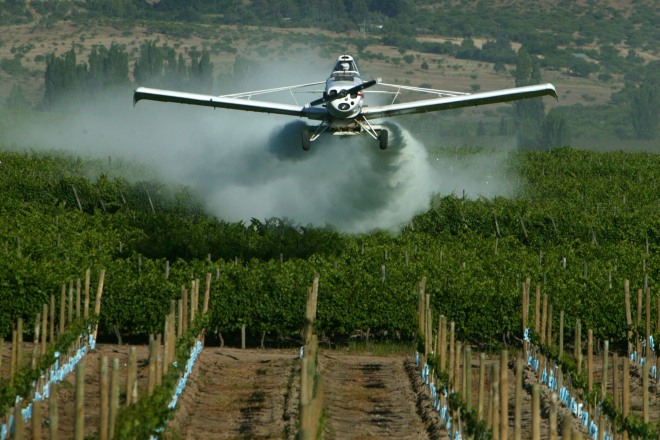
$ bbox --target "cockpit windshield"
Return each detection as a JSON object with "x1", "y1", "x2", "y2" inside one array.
[{"x1": 333, "y1": 60, "x2": 357, "y2": 73}]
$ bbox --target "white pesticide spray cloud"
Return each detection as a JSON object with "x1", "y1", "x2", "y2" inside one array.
[{"x1": 3, "y1": 57, "x2": 516, "y2": 233}]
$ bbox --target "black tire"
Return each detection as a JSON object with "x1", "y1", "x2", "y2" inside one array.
[
  {"x1": 302, "y1": 130, "x2": 311, "y2": 151},
  {"x1": 378, "y1": 129, "x2": 388, "y2": 150}
]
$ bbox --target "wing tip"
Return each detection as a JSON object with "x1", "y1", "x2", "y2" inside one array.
[{"x1": 133, "y1": 87, "x2": 153, "y2": 107}]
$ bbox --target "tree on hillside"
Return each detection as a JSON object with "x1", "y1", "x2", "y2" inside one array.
[
  {"x1": 87, "y1": 43, "x2": 129, "y2": 91},
  {"x1": 513, "y1": 48, "x2": 545, "y2": 148},
  {"x1": 539, "y1": 110, "x2": 570, "y2": 148},
  {"x1": 133, "y1": 40, "x2": 177, "y2": 87},
  {"x1": 6, "y1": 83, "x2": 30, "y2": 109},
  {"x1": 132, "y1": 41, "x2": 213, "y2": 90},
  {"x1": 44, "y1": 48, "x2": 88, "y2": 107},
  {"x1": 481, "y1": 39, "x2": 517, "y2": 65},
  {"x1": 630, "y1": 79, "x2": 658, "y2": 140},
  {"x1": 86, "y1": 0, "x2": 137, "y2": 18},
  {"x1": 189, "y1": 49, "x2": 214, "y2": 91},
  {"x1": 367, "y1": 0, "x2": 410, "y2": 18},
  {"x1": 0, "y1": 0, "x2": 30, "y2": 25},
  {"x1": 346, "y1": 0, "x2": 369, "y2": 22}
]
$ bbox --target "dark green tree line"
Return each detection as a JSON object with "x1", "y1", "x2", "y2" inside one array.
[
  {"x1": 630, "y1": 78, "x2": 658, "y2": 140},
  {"x1": 133, "y1": 40, "x2": 213, "y2": 89},
  {"x1": 513, "y1": 48, "x2": 571, "y2": 148},
  {"x1": 44, "y1": 48, "x2": 88, "y2": 107},
  {"x1": 42, "y1": 41, "x2": 214, "y2": 106},
  {"x1": 87, "y1": 42, "x2": 130, "y2": 90},
  {"x1": 513, "y1": 48, "x2": 545, "y2": 148}
]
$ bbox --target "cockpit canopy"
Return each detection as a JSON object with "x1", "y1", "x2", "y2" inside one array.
[{"x1": 332, "y1": 55, "x2": 359, "y2": 76}]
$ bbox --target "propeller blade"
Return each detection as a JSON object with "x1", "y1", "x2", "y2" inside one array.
[{"x1": 309, "y1": 78, "x2": 380, "y2": 107}]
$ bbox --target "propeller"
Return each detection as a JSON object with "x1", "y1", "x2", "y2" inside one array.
[{"x1": 309, "y1": 78, "x2": 381, "y2": 107}]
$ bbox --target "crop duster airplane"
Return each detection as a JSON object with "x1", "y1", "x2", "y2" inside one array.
[{"x1": 133, "y1": 54, "x2": 557, "y2": 151}]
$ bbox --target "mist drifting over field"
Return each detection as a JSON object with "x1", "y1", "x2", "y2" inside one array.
[{"x1": 3, "y1": 57, "x2": 515, "y2": 233}]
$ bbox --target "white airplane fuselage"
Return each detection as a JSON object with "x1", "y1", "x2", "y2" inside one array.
[
  {"x1": 325, "y1": 77, "x2": 363, "y2": 120},
  {"x1": 323, "y1": 55, "x2": 364, "y2": 121}
]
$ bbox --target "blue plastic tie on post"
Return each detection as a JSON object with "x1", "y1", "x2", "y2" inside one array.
[
  {"x1": 548, "y1": 370, "x2": 555, "y2": 391},
  {"x1": 650, "y1": 335, "x2": 654, "y2": 351},
  {"x1": 560, "y1": 387, "x2": 570, "y2": 406},
  {"x1": 581, "y1": 410, "x2": 588, "y2": 426},
  {"x1": 88, "y1": 331, "x2": 96, "y2": 350},
  {"x1": 166, "y1": 341, "x2": 203, "y2": 413},
  {"x1": 652, "y1": 365, "x2": 657, "y2": 379},
  {"x1": 541, "y1": 367, "x2": 547, "y2": 384},
  {"x1": 524, "y1": 328, "x2": 530, "y2": 342},
  {"x1": 640, "y1": 357, "x2": 645, "y2": 366},
  {"x1": 299, "y1": 346, "x2": 304, "y2": 358}
]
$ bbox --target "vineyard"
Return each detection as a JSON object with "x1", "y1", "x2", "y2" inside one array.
[{"x1": 0, "y1": 145, "x2": 658, "y2": 438}]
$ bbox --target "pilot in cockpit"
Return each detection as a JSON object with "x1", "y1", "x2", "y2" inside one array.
[{"x1": 334, "y1": 60, "x2": 354, "y2": 72}]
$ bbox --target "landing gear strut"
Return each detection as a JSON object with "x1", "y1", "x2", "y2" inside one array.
[
  {"x1": 378, "y1": 129, "x2": 388, "y2": 150},
  {"x1": 302, "y1": 130, "x2": 311, "y2": 151}
]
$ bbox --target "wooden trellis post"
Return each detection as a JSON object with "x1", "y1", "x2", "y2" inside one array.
[
  {"x1": 100, "y1": 356, "x2": 109, "y2": 440},
  {"x1": 514, "y1": 352, "x2": 523, "y2": 440},
  {"x1": 532, "y1": 383, "x2": 540, "y2": 440},
  {"x1": 74, "y1": 363, "x2": 84, "y2": 440},
  {"x1": 478, "y1": 352, "x2": 485, "y2": 421},
  {"x1": 50, "y1": 382, "x2": 59, "y2": 440},
  {"x1": 500, "y1": 350, "x2": 508, "y2": 440}
]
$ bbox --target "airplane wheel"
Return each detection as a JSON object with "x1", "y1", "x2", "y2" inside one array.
[
  {"x1": 378, "y1": 129, "x2": 388, "y2": 150},
  {"x1": 302, "y1": 130, "x2": 311, "y2": 151}
]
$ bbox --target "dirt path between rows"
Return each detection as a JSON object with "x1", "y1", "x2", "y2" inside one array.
[
  {"x1": 165, "y1": 348, "x2": 440, "y2": 439},
  {"x1": 165, "y1": 347, "x2": 300, "y2": 439},
  {"x1": 319, "y1": 353, "x2": 436, "y2": 439}
]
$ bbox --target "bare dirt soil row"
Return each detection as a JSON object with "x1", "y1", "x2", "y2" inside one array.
[
  {"x1": 165, "y1": 347, "x2": 300, "y2": 440},
  {"x1": 166, "y1": 348, "x2": 442, "y2": 439},
  {"x1": 319, "y1": 353, "x2": 436, "y2": 439}
]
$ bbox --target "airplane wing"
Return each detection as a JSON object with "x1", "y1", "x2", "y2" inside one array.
[
  {"x1": 133, "y1": 87, "x2": 328, "y2": 120},
  {"x1": 361, "y1": 83, "x2": 557, "y2": 119}
]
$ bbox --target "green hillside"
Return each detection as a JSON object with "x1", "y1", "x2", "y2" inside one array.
[{"x1": 0, "y1": 0, "x2": 658, "y2": 148}]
